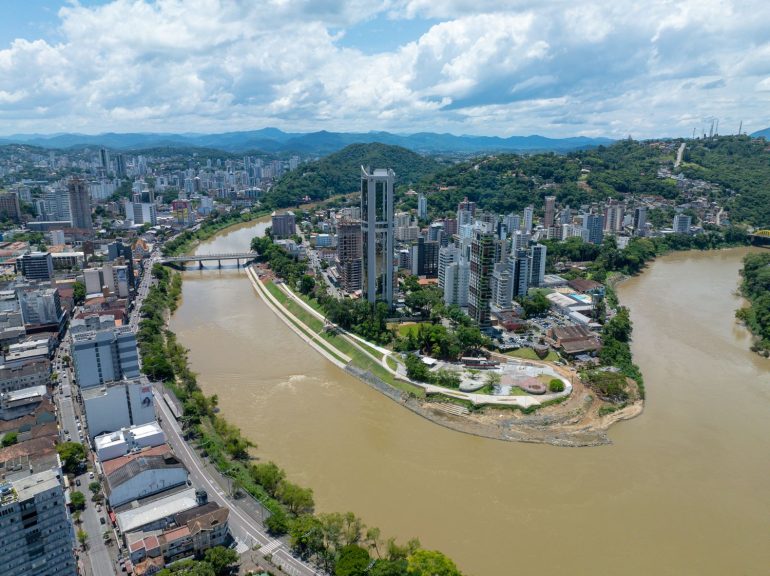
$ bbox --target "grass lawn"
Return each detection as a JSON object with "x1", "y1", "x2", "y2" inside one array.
[
  {"x1": 397, "y1": 322, "x2": 431, "y2": 337},
  {"x1": 267, "y1": 282, "x2": 425, "y2": 398},
  {"x1": 505, "y1": 347, "x2": 560, "y2": 362}
]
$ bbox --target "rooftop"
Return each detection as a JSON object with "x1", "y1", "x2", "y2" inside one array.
[
  {"x1": 102, "y1": 444, "x2": 171, "y2": 476},
  {"x1": 116, "y1": 487, "x2": 198, "y2": 534},
  {"x1": 106, "y1": 453, "x2": 185, "y2": 490}
]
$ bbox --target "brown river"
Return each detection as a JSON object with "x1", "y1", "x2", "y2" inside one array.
[{"x1": 170, "y1": 220, "x2": 770, "y2": 576}]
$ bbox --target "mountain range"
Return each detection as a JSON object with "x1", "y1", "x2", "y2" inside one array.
[{"x1": 0, "y1": 128, "x2": 615, "y2": 155}]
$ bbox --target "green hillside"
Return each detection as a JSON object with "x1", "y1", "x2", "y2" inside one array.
[
  {"x1": 263, "y1": 142, "x2": 444, "y2": 208},
  {"x1": 414, "y1": 136, "x2": 770, "y2": 227}
]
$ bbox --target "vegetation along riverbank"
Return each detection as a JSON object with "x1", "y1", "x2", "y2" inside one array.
[
  {"x1": 139, "y1": 264, "x2": 465, "y2": 575},
  {"x1": 736, "y1": 252, "x2": 770, "y2": 356}
]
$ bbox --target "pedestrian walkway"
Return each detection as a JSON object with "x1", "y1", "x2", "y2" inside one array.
[{"x1": 259, "y1": 540, "x2": 282, "y2": 555}]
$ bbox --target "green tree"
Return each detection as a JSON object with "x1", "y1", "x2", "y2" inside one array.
[
  {"x1": 370, "y1": 559, "x2": 409, "y2": 576},
  {"x1": 277, "y1": 481, "x2": 314, "y2": 515},
  {"x1": 76, "y1": 529, "x2": 88, "y2": 548},
  {"x1": 88, "y1": 481, "x2": 101, "y2": 494},
  {"x1": 203, "y1": 546, "x2": 239, "y2": 576},
  {"x1": 407, "y1": 549, "x2": 462, "y2": 576},
  {"x1": 250, "y1": 461, "x2": 286, "y2": 497},
  {"x1": 1, "y1": 431, "x2": 18, "y2": 447},
  {"x1": 289, "y1": 514, "x2": 324, "y2": 559},
  {"x1": 404, "y1": 354, "x2": 431, "y2": 382},
  {"x1": 57, "y1": 442, "x2": 85, "y2": 473},
  {"x1": 70, "y1": 491, "x2": 86, "y2": 511},
  {"x1": 265, "y1": 507, "x2": 290, "y2": 536},
  {"x1": 335, "y1": 544, "x2": 371, "y2": 576},
  {"x1": 299, "y1": 274, "x2": 316, "y2": 295},
  {"x1": 73, "y1": 281, "x2": 86, "y2": 305}
]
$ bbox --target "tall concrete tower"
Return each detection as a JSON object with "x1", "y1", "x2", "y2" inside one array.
[
  {"x1": 361, "y1": 167, "x2": 395, "y2": 306},
  {"x1": 544, "y1": 196, "x2": 556, "y2": 229},
  {"x1": 68, "y1": 177, "x2": 93, "y2": 230}
]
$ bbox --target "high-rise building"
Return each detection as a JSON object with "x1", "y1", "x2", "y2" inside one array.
[
  {"x1": 511, "y1": 248, "x2": 530, "y2": 298},
  {"x1": 19, "y1": 252, "x2": 54, "y2": 281},
  {"x1": 457, "y1": 197, "x2": 476, "y2": 227},
  {"x1": 583, "y1": 213, "x2": 604, "y2": 245},
  {"x1": 529, "y1": 243, "x2": 547, "y2": 287},
  {"x1": 124, "y1": 200, "x2": 157, "y2": 226},
  {"x1": 491, "y1": 264, "x2": 512, "y2": 309},
  {"x1": 633, "y1": 207, "x2": 647, "y2": 236},
  {"x1": 523, "y1": 205, "x2": 534, "y2": 233},
  {"x1": 544, "y1": 196, "x2": 556, "y2": 229},
  {"x1": 469, "y1": 227, "x2": 495, "y2": 328},
  {"x1": 438, "y1": 243, "x2": 461, "y2": 293},
  {"x1": 503, "y1": 213, "x2": 521, "y2": 237},
  {"x1": 271, "y1": 211, "x2": 296, "y2": 238},
  {"x1": 443, "y1": 260, "x2": 470, "y2": 307},
  {"x1": 115, "y1": 153, "x2": 126, "y2": 178},
  {"x1": 0, "y1": 469, "x2": 77, "y2": 576},
  {"x1": 99, "y1": 147, "x2": 110, "y2": 171},
  {"x1": 361, "y1": 167, "x2": 395, "y2": 306},
  {"x1": 442, "y1": 218, "x2": 458, "y2": 237},
  {"x1": 337, "y1": 220, "x2": 363, "y2": 293},
  {"x1": 410, "y1": 237, "x2": 439, "y2": 278},
  {"x1": 108, "y1": 240, "x2": 135, "y2": 288},
  {"x1": 82, "y1": 377, "x2": 155, "y2": 439},
  {"x1": 0, "y1": 192, "x2": 22, "y2": 223},
  {"x1": 67, "y1": 177, "x2": 93, "y2": 230},
  {"x1": 559, "y1": 206, "x2": 572, "y2": 225},
  {"x1": 417, "y1": 193, "x2": 427, "y2": 220},
  {"x1": 673, "y1": 213, "x2": 692, "y2": 234},
  {"x1": 71, "y1": 324, "x2": 140, "y2": 389},
  {"x1": 604, "y1": 201, "x2": 624, "y2": 233},
  {"x1": 17, "y1": 288, "x2": 63, "y2": 328}
]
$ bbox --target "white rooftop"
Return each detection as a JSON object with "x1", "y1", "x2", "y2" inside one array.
[
  {"x1": 9, "y1": 469, "x2": 60, "y2": 504},
  {"x1": 116, "y1": 487, "x2": 198, "y2": 534},
  {"x1": 4, "y1": 384, "x2": 47, "y2": 402}
]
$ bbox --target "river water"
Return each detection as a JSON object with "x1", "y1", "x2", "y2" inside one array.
[{"x1": 170, "y1": 221, "x2": 770, "y2": 576}]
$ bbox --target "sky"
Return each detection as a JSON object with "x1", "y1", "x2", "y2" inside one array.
[{"x1": 0, "y1": 0, "x2": 769, "y2": 138}]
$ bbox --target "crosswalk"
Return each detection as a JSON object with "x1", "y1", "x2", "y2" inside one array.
[{"x1": 259, "y1": 539, "x2": 282, "y2": 555}]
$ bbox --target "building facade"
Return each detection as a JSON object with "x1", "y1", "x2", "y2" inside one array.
[
  {"x1": 271, "y1": 211, "x2": 296, "y2": 239},
  {"x1": 19, "y1": 253, "x2": 54, "y2": 281},
  {"x1": 361, "y1": 167, "x2": 395, "y2": 306},
  {"x1": 67, "y1": 177, "x2": 93, "y2": 230},
  {"x1": 71, "y1": 325, "x2": 140, "y2": 389},
  {"x1": 336, "y1": 220, "x2": 363, "y2": 293},
  {"x1": 468, "y1": 227, "x2": 495, "y2": 328},
  {"x1": 0, "y1": 470, "x2": 76, "y2": 576},
  {"x1": 82, "y1": 377, "x2": 155, "y2": 439}
]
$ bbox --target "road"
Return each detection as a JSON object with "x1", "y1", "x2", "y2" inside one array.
[
  {"x1": 54, "y1": 337, "x2": 117, "y2": 576},
  {"x1": 153, "y1": 389, "x2": 324, "y2": 576},
  {"x1": 675, "y1": 142, "x2": 686, "y2": 168}
]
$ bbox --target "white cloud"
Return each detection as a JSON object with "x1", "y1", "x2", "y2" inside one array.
[{"x1": 0, "y1": 0, "x2": 767, "y2": 137}]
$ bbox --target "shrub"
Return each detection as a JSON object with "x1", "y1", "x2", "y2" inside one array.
[{"x1": 548, "y1": 379, "x2": 565, "y2": 393}]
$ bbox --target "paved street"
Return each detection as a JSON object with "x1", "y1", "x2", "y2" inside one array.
[{"x1": 153, "y1": 389, "x2": 324, "y2": 576}]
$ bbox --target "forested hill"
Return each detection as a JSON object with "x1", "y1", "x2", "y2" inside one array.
[
  {"x1": 411, "y1": 135, "x2": 770, "y2": 227},
  {"x1": 263, "y1": 142, "x2": 444, "y2": 207}
]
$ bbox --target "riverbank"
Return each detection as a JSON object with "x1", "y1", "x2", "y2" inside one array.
[
  {"x1": 735, "y1": 251, "x2": 770, "y2": 356},
  {"x1": 163, "y1": 209, "x2": 270, "y2": 256},
  {"x1": 171, "y1": 243, "x2": 770, "y2": 576},
  {"x1": 143, "y1": 227, "x2": 465, "y2": 574},
  {"x1": 247, "y1": 263, "x2": 643, "y2": 447}
]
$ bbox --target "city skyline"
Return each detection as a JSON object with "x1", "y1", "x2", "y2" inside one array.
[{"x1": 0, "y1": 0, "x2": 768, "y2": 138}]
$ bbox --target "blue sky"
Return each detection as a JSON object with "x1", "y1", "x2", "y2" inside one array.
[{"x1": 0, "y1": 0, "x2": 768, "y2": 138}]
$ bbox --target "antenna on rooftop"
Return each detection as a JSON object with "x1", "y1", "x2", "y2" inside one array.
[{"x1": 738, "y1": 120, "x2": 743, "y2": 135}]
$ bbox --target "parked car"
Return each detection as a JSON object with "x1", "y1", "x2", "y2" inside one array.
[
  {"x1": 89, "y1": 471, "x2": 94, "y2": 479},
  {"x1": 100, "y1": 517, "x2": 106, "y2": 525},
  {"x1": 75, "y1": 479, "x2": 81, "y2": 486}
]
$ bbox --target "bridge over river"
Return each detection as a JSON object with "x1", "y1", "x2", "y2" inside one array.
[{"x1": 160, "y1": 252, "x2": 258, "y2": 267}]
